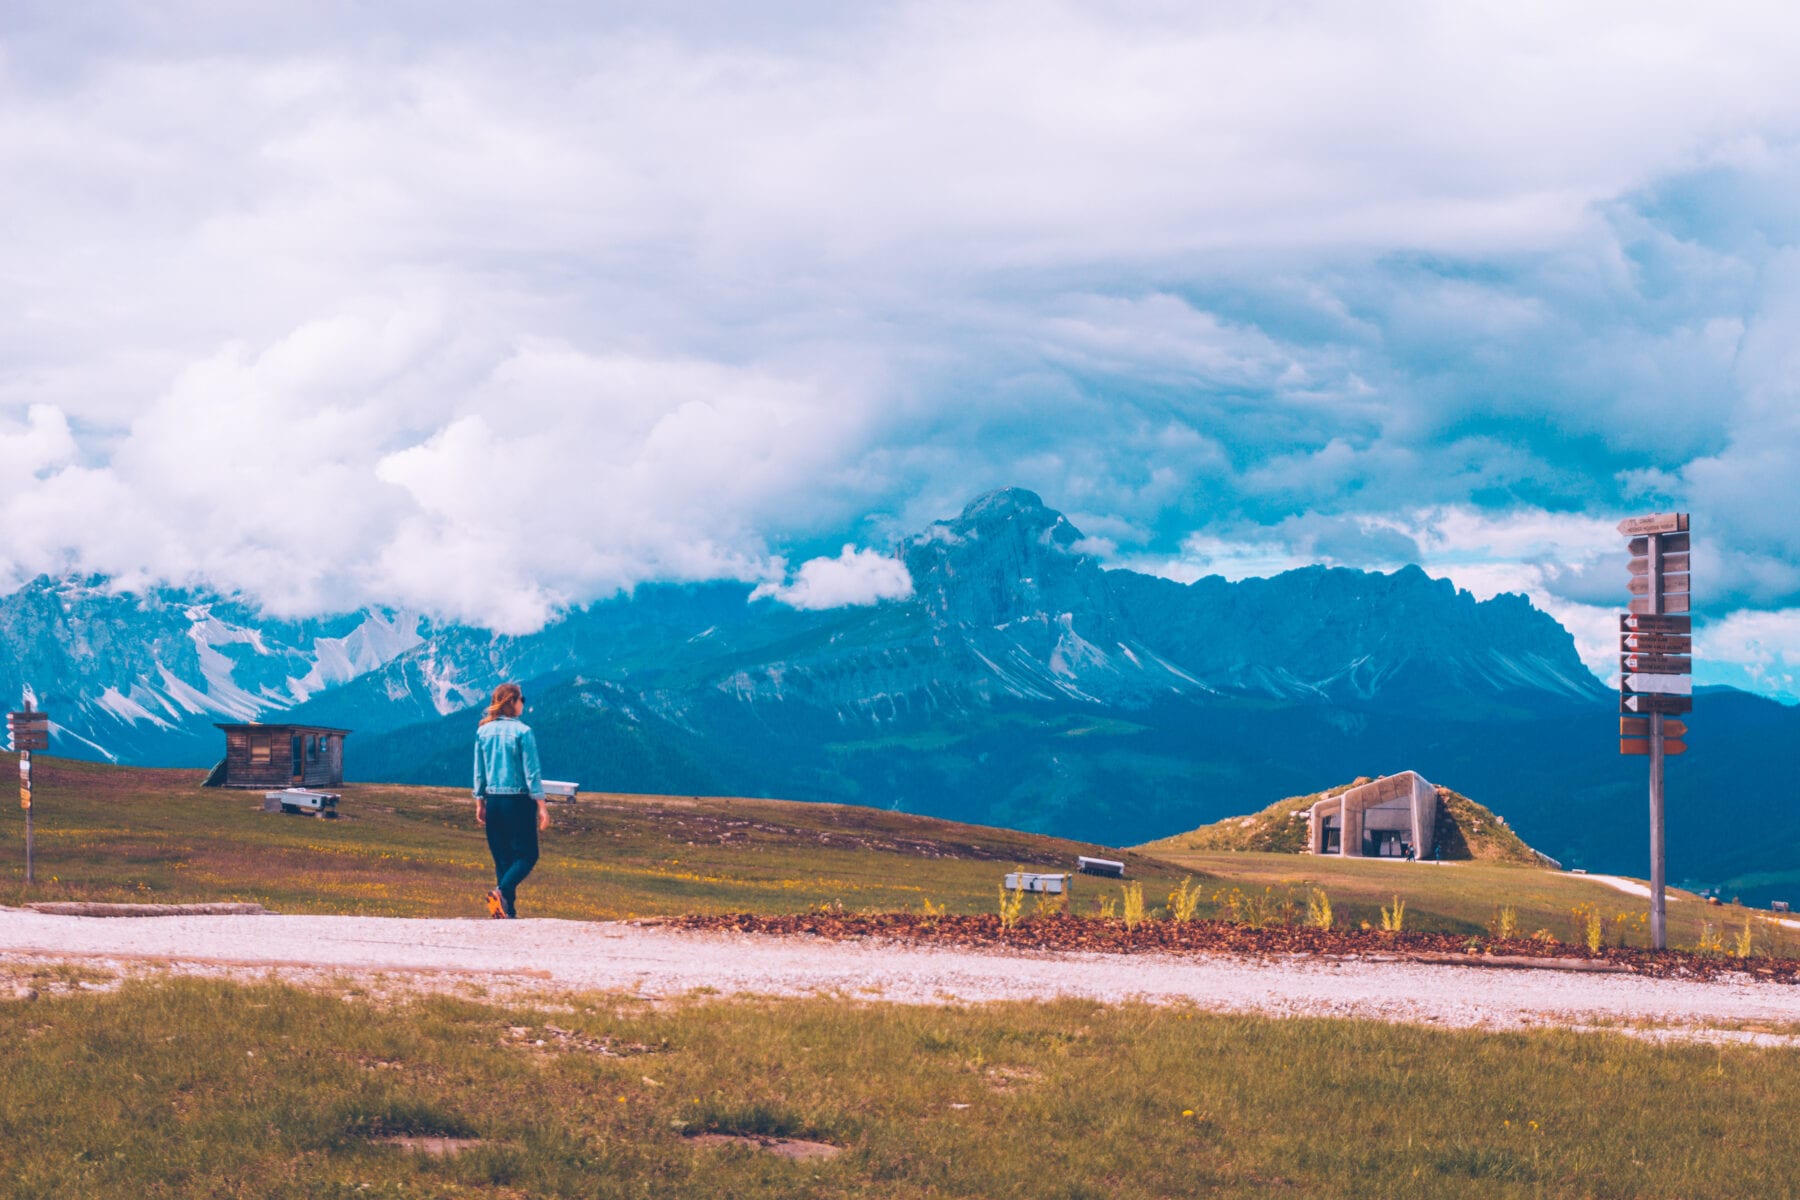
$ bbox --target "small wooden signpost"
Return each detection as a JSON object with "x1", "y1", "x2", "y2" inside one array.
[
  {"x1": 1617, "y1": 513, "x2": 1691, "y2": 950},
  {"x1": 7, "y1": 700, "x2": 49, "y2": 885}
]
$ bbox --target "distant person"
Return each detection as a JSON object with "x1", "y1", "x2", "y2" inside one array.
[{"x1": 473, "y1": 682, "x2": 548, "y2": 918}]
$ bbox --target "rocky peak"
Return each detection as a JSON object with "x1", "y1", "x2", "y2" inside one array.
[{"x1": 902, "y1": 488, "x2": 1118, "y2": 636}]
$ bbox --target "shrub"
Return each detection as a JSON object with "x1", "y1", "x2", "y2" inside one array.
[
  {"x1": 1569, "y1": 904, "x2": 1603, "y2": 953},
  {"x1": 1121, "y1": 882, "x2": 1146, "y2": 930},
  {"x1": 1379, "y1": 895, "x2": 1406, "y2": 933},
  {"x1": 1733, "y1": 919, "x2": 1754, "y2": 959},
  {"x1": 997, "y1": 883, "x2": 1025, "y2": 930},
  {"x1": 1489, "y1": 904, "x2": 1518, "y2": 941},
  {"x1": 1306, "y1": 888, "x2": 1333, "y2": 931},
  {"x1": 1166, "y1": 877, "x2": 1202, "y2": 923}
]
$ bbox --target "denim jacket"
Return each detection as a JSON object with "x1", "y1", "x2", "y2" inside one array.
[{"x1": 472, "y1": 717, "x2": 544, "y2": 801}]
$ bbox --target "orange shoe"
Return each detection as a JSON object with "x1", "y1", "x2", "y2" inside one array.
[{"x1": 485, "y1": 889, "x2": 505, "y2": 919}]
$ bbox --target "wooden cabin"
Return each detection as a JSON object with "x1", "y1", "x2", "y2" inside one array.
[{"x1": 211, "y1": 723, "x2": 349, "y2": 789}]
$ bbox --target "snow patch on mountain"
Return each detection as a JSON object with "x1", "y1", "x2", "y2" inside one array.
[
  {"x1": 287, "y1": 612, "x2": 424, "y2": 702},
  {"x1": 95, "y1": 686, "x2": 174, "y2": 729},
  {"x1": 1047, "y1": 613, "x2": 1110, "y2": 678},
  {"x1": 418, "y1": 651, "x2": 484, "y2": 715},
  {"x1": 48, "y1": 719, "x2": 118, "y2": 762}
]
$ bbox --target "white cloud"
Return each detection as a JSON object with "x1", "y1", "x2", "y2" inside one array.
[
  {"x1": 0, "y1": 405, "x2": 77, "y2": 496},
  {"x1": 1698, "y1": 609, "x2": 1800, "y2": 701},
  {"x1": 752, "y1": 545, "x2": 914, "y2": 611},
  {"x1": 1, "y1": 2, "x2": 1800, "y2": 701},
  {"x1": 0, "y1": 302, "x2": 886, "y2": 629}
]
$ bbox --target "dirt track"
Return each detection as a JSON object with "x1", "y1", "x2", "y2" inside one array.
[{"x1": 4, "y1": 908, "x2": 1799, "y2": 1043}]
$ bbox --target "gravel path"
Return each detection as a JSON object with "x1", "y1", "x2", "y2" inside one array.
[
  {"x1": 1584, "y1": 874, "x2": 1654, "y2": 899},
  {"x1": 5, "y1": 908, "x2": 1798, "y2": 1040}
]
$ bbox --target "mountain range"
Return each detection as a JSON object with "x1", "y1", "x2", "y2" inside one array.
[{"x1": 4, "y1": 488, "x2": 1795, "y2": 900}]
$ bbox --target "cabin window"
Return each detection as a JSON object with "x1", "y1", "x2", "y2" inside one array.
[
  {"x1": 249, "y1": 741, "x2": 271, "y2": 765},
  {"x1": 309, "y1": 735, "x2": 321, "y2": 761}
]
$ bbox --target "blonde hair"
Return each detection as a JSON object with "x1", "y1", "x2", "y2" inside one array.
[{"x1": 479, "y1": 682, "x2": 523, "y2": 726}]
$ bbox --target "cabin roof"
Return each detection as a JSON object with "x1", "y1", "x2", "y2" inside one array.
[{"x1": 214, "y1": 723, "x2": 352, "y2": 736}]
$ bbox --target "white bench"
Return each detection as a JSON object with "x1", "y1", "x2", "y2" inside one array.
[
  {"x1": 1003, "y1": 872, "x2": 1071, "y2": 894},
  {"x1": 262, "y1": 788, "x2": 339, "y2": 817}
]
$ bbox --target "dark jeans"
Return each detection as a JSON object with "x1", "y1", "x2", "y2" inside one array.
[{"x1": 483, "y1": 793, "x2": 539, "y2": 917}]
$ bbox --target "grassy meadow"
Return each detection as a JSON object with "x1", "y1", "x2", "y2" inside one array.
[
  {"x1": 5, "y1": 753, "x2": 1800, "y2": 1197},
  {"x1": 0, "y1": 752, "x2": 1192, "y2": 920},
  {"x1": 5, "y1": 973, "x2": 1800, "y2": 1199},
  {"x1": 1, "y1": 751, "x2": 1788, "y2": 957}
]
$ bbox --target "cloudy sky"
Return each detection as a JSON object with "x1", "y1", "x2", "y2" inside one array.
[{"x1": 3, "y1": 2, "x2": 1799, "y2": 699}]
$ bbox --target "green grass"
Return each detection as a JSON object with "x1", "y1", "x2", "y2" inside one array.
[
  {"x1": 2, "y1": 753, "x2": 1787, "y2": 956},
  {"x1": 5, "y1": 975, "x2": 1800, "y2": 1199},
  {"x1": 0, "y1": 753, "x2": 1196, "y2": 920}
]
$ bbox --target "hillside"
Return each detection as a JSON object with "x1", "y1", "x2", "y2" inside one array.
[
  {"x1": 0, "y1": 752, "x2": 1191, "y2": 920},
  {"x1": 3, "y1": 753, "x2": 1775, "y2": 953},
  {"x1": 1140, "y1": 777, "x2": 1553, "y2": 867}
]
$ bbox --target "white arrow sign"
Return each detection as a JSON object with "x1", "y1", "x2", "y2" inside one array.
[{"x1": 1624, "y1": 674, "x2": 1693, "y2": 695}]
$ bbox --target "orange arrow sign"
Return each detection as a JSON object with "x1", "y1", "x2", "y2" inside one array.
[{"x1": 1621, "y1": 739, "x2": 1687, "y2": 756}]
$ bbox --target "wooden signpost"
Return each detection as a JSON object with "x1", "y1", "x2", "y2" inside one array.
[
  {"x1": 1617, "y1": 513, "x2": 1691, "y2": 950},
  {"x1": 7, "y1": 701, "x2": 48, "y2": 885}
]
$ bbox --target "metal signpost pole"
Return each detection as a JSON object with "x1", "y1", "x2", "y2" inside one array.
[
  {"x1": 1647, "y1": 529, "x2": 1664, "y2": 951},
  {"x1": 20, "y1": 747, "x2": 30, "y2": 885},
  {"x1": 1618, "y1": 514, "x2": 1690, "y2": 952},
  {"x1": 9, "y1": 697, "x2": 47, "y2": 886},
  {"x1": 1648, "y1": 711, "x2": 1663, "y2": 947}
]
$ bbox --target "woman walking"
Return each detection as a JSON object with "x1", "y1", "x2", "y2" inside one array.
[{"x1": 473, "y1": 682, "x2": 548, "y2": 918}]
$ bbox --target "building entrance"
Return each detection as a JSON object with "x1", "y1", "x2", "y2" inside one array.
[{"x1": 1363, "y1": 829, "x2": 1408, "y2": 857}]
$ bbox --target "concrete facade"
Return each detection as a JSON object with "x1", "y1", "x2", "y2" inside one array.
[{"x1": 1306, "y1": 771, "x2": 1438, "y2": 859}]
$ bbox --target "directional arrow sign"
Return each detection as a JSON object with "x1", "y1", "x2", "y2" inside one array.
[
  {"x1": 1621, "y1": 633, "x2": 1691, "y2": 655},
  {"x1": 1624, "y1": 673, "x2": 1693, "y2": 695},
  {"x1": 1627, "y1": 552, "x2": 1689, "y2": 576},
  {"x1": 1621, "y1": 739, "x2": 1687, "y2": 756},
  {"x1": 1621, "y1": 693, "x2": 1692, "y2": 715},
  {"x1": 1630, "y1": 595, "x2": 1691, "y2": 614},
  {"x1": 1620, "y1": 717, "x2": 1686, "y2": 737},
  {"x1": 1629, "y1": 534, "x2": 1690, "y2": 556},
  {"x1": 1628, "y1": 574, "x2": 1690, "y2": 596},
  {"x1": 1622, "y1": 653, "x2": 1692, "y2": 674},
  {"x1": 1618, "y1": 513, "x2": 1689, "y2": 537},
  {"x1": 1621, "y1": 614, "x2": 1691, "y2": 634}
]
